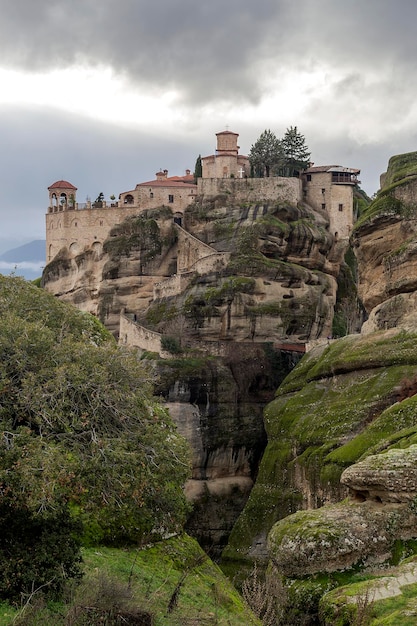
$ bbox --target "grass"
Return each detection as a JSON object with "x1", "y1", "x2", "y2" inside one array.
[
  {"x1": 320, "y1": 558, "x2": 417, "y2": 625},
  {"x1": 369, "y1": 583, "x2": 417, "y2": 625},
  {"x1": 0, "y1": 603, "x2": 16, "y2": 626},
  {"x1": 0, "y1": 535, "x2": 261, "y2": 625}
]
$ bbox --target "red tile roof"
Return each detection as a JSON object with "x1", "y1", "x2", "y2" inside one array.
[
  {"x1": 167, "y1": 174, "x2": 195, "y2": 183},
  {"x1": 216, "y1": 130, "x2": 239, "y2": 136},
  {"x1": 136, "y1": 175, "x2": 197, "y2": 189},
  {"x1": 305, "y1": 165, "x2": 360, "y2": 174},
  {"x1": 48, "y1": 180, "x2": 77, "y2": 190}
]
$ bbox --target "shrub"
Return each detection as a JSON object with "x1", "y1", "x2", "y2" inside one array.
[
  {"x1": 161, "y1": 335, "x2": 183, "y2": 354},
  {"x1": 0, "y1": 501, "x2": 82, "y2": 603}
]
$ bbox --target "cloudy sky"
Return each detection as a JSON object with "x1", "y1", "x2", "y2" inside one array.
[{"x1": 1, "y1": 0, "x2": 417, "y2": 255}]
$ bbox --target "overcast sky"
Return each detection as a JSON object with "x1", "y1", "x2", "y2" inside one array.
[{"x1": 1, "y1": 0, "x2": 417, "y2": 253}]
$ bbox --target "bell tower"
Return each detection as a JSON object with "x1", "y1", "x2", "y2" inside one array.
[
  {"x1": 216, "y1": 130, "x2": 239, "y2": 154},
  {"x1": 47, "y1": 180, "x2": 77, "y2": 213}
]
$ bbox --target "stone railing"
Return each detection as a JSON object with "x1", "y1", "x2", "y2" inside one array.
[
  {"x1": 188, "y1": 251, "x2": 231, "y2": 275},
  {"x1": 47, "y1": 200, "x2": 119, "y2": 213},
  {"x1": 119, "y1": 314, "x2": 172, "y2": 358},
  {"x1": 153, "y1": 252, "x2": 231, "y2": 300},
  {"x1": 120, "y1": 312, "x2": 308, "y2": 359},
  {"x1": 153, "y1": 272, "x2": 194, "y2": 300}
]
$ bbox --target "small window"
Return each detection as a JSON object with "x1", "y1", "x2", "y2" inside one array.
[
  {"x1": 168, "y1": 194, "x2": 174, "y2": 203},
  {"x1": 150, "y1": 192, "x2": 154, "y2": 198},
  {"x1": 339, "y1": 204, "x2": 343, "y2": 211},
  {"x1": 321, "y1": 188, "x2": 325, "y2": 194},
  {"x1": 306, "y1": 174, "x2": 312, "y2": 181},
  {"x1": 321, "y1": 203, "x2": 326, "y2": 210}
]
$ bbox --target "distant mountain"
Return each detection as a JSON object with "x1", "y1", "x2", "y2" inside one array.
[
  {"x1": 0, "y1": 240, "x2": 46, "y2": 281},
  {"x1": 0, "y1": 240, "x2": 45, "y2": 262}
]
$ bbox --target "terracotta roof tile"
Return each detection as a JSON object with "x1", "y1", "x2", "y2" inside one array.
[
  {"x1": 305, "y1": 165, "x2": 360, "y2": 174},
  {"x1": 216, "y1": 130, "x2": 238, "y2": 136},
  {"x1": 136, "y1": 175, "x2": 197, "y2": 189},
  {"x1": 48, "y1": 180, "x2": 77, "y2": 190}
]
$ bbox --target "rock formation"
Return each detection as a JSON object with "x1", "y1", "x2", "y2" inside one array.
[
  {"x1": 353, "y1": 151, "x2": 417, "y2": 333},
  {"x1": 42, "y1": 185, "x2": 352, "y2": 555},
  {"x1": 221, "y1": 152, "x2": 417, "y2": 623}
]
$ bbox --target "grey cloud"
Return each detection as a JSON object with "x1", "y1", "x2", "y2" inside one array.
[
  {"x1": 0, "y1": 1, "x2": 297, "y2": 104},
  {"x1": 0, "y1": 104, "x2": 201, "y2": 240},
  {"x1": 3, "y1": 0, "x2": 417, "y2": 107}
]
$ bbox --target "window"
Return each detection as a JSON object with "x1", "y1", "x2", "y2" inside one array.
[
  {"x1": 339, "y1": 204, "x2": 343, "y2": 211},
  {"x1": 168, "y1": 194, "x2": 174, "y2": 203},
  {"x1": 150, "y1": 192, "x2": 154, "y2": 198},
  {"x1": 306, "y1": 174, "x2": 312, "y2": 181},
  {"x1": 321, "y1": 203, "x2": 326, "y2": 210},
  {"x1": 321, "y1": 188, "x2": 325, "y2": 194}
]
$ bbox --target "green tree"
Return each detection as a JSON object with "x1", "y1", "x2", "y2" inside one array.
[
  {"x1": 93, "y1": 192, "x2": 105, "y2": 207},
  {"x1": 194, "y1": 154, "x2": 202, "y2": 181},
  {"x1": 0, "y1": 276, "x2": 191, "y2": 601},
  {"x1": 281, "y1": 126, "x2": 311, "y2": 177},
  {"x1": 249, "y1": 129, "x2": 284, "y2": 177}
]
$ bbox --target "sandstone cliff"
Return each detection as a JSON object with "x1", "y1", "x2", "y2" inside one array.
[
  {"x1": 42, "y1": 191, "x2": 352, "y2": 554},
  {"x1": 353, "y1": 151, "x2": 417, "y2": 333},
  {"x1": 222, "y1": 153, "x2": 417, "y2": 624}
]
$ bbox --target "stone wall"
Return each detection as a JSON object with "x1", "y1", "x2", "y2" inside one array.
[
  {"x1": 153, "y1": 273, "x2": 194, "y2": 300},
  {"x1": 45, "y1": 205, "x2": 149, "y2": 263},
  {"x1": 197, "y1": 176, "x2": 301, "y2": 205},
  {"x1": 202, "y1": 155, "x2": 249, "y2": 179},
  {"x1": 119, "y1": 314, "x2": 172, "y2": 358},
  {"x1": 120, "y1": 185, "x2": 196, "y2": 213},
  {"x1": 177, "y1": 225, "x2": 216, "y2": 273},
  {"x1": 303, "y1": 171, "x2": 354, "y2": 238},
  {"x1": 329, "y1": 184, "x2": 354, "y2": 238},
  {"x1": 190, "y1": 252, "x2": 231, "y2": 274},
  {"x1": 153, "y1": 253, "x2": 231, "y2": 299},
  {"x1": 120, "y1": 314, "x2": 305, "y2": 358}
]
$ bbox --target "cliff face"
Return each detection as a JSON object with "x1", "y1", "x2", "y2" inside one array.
[
  {"x1": 42, "y1": 193, "x2": 349, "y2": 554},
  {"x1": 221, "y1": 154, "x2": 417, "y2": 623},
  {"x1": 223, "y1": 330, "x2": 417, "y2": 563},
  {"x1": 42, "y1": 208, "x2": 178, "y2": 336},
  {"x1": 353, "y1": 151, "x2": 417, "y2": 332},
  {"x1": 43, "y1": 197, "x2": 346, "y2": 344}
]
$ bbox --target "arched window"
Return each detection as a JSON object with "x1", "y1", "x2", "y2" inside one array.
[
  {"x1": 59, "y1": 193, "x2": 67, "y2": 210},
  {"x1": 92, "y1": 241, "x2": 102, "y2": 258},
  {"x1": 124, "y1": 194, "x2": 134, "y2": 205}
]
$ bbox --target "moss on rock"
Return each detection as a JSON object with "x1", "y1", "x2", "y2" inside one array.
[{"x1": 223, "y1": 329, "x2": 417, "y2": 571}]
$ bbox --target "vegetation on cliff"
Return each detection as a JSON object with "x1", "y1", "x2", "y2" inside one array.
[
  {"x1": 354, "y1": 151, "x2": 417, "y2": 232},
  {"x1": 224, "y1": 329, "x2": 417, "y2": 570}
]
